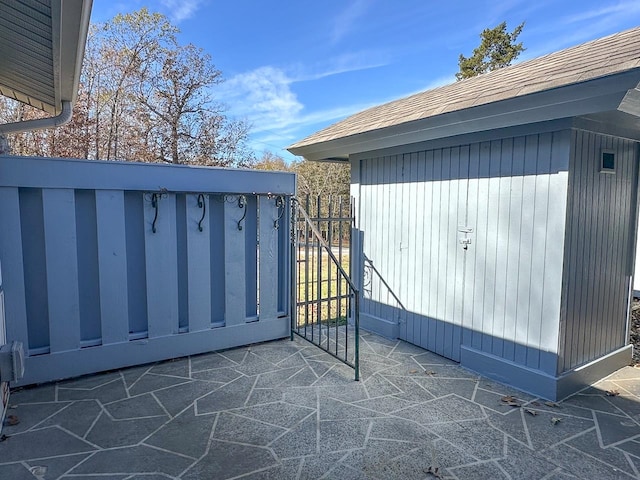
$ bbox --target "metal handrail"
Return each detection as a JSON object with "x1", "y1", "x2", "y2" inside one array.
[
  {"x1": 291, "y1": 196, "x2": 360, "y2": 381},
  {"x1": 293, "y1": 199, "x2": 358, "y2": 294}
]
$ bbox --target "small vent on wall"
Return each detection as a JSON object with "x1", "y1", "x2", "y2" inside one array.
[{"x1": 601, "y1": 150, "x2": 616, "y2": 173}]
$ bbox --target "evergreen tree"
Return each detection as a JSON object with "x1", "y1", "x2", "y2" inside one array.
[{"x1": 456, "y1": 22, "x2": 525, "y2": 81}]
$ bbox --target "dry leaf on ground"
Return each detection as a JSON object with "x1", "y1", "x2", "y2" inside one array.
[
  {"x1": 500, "y1": 395, "x2": 522, "y2": 407},
  {"x1": 424, "y1": 466, "x2": 443, "y2": 478},
  {"x1": 4, "y1": 415, "x2": 19, "y2": 426}
]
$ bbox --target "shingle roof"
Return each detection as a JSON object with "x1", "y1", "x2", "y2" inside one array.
[{"x1": 289, "y1": 27, "x2": 640, "y2": 150}]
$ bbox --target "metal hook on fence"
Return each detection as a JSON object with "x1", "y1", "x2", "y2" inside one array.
[
  {"x1": 144, "y1": 190, "x2": 168, "y2": 234},
  {"x1": 237, "y1": 195, "x2": 247, "y2": 230},
  {"x1": 274, "y1": 195, "x2": 285, "y2": 229},
  {"x1": 197, "y1": 193, "x2": 206, "y2": 232},
  {"x1": 151, "y1": 193, "x2": 160, "y2": 233}
]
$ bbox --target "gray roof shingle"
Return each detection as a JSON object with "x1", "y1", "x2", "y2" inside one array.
[{"x1": 289, "y1": 27, "x2": 640, "y2": 150}]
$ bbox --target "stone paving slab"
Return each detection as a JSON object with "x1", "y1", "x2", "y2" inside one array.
[{"x1": 2, "y1": 331, "x2": 640, "y2": 479}]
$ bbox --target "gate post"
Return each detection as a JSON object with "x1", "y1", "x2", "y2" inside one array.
[{"x1": 290, "y1": 197, "x2": 297, "y2": 341}]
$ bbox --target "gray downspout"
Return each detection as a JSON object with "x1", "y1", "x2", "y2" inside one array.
[{"x1": 0, "y1": 101, "x2": 73, "y2": 155}]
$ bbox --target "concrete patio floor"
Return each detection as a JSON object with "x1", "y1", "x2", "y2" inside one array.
[{"x1": 2, "y1": 330, "x2": 640, "y2": 479}]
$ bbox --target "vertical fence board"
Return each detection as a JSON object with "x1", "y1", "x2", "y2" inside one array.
[
  {"x1": 187, "y1": 194, "x2": 212, "y2": 331},
  {"x1": 210, "y1": 197, "x2": 225, "y2": 324},
  {"x1": 43, "y1": 188, "x2": 81, "y2": 353},
  {"x1": 277, "y1": 200, "x2": 289, "y2": 314},
  {"x1": 75, "y1": 190, "x2": 101, "y2": 344},
  {"x1": 144, "y1": 193, "x2": 179, "y2": 337},
  {"x1": 95, "y1": 190, "x2": 129, "y2": 344},
  {"x1": 225, "y1": 197, "x2": 247, "y2": 326},
  {"x1": 124, "y1": 192, "x2": 148, "y2": 335},
  {"x1": 176, "y1": 194, "x2": 188, "y2": 330},
  {"x1": 0, "y1": 187, "x2": 29, "y2": 348},
  {"x1": 18, "y1": 188, "x2": 49, "y2": 350},
  {"x1": 259, "y1": 195, "x2": 279, "y2": 320},
  {"x1": 245, "y1": 196, "x2": 258, "y2": 319}
]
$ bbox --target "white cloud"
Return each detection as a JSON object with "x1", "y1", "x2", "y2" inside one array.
[
  {"x1": 160, "y1": 0, "x2": 204, "y2": 22},
  {"x1": 219, "y1": 53, "x2": 391, "y2": 135},
  {"x1": 218, "y1": 64, "x2": 388, "y2": 158},
  {"x1": 290, "y1": 51, "x2": 390, "y2": 82},
  {"x1": 561, "y1": 0, "x2": 640, "y2": 24},
  {"x1": 220, "y1": 66, "x2": 303, "y2": 133},
  {"x1": 219, "y1": 63, "x2": 458, "y2": 158},
  {"x1": 522, "y1": 0, "x2": 640, "y2": 59},
  {"x1": 331, "y1": 0, "x2": 369, "y2": 44}
]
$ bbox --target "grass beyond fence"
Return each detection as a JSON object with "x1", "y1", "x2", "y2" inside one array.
[{"x1": 296, "y1": 248, "x2": 350, "y2": 327}]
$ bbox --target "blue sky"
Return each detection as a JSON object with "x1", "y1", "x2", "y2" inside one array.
[{"x1": 90, "y1": 1, "x2": 640, "y2": 162}]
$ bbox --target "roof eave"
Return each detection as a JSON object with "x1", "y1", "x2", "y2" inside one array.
[
  {"x1": 0, "y1": 0, "x2": 92, "y2": 115},
  {"x1": 52, "y1": 0, "x2": 93, "y2": 114},
  {"x1": 289, "y1": 70, "x2": 640, "y2": 162}
]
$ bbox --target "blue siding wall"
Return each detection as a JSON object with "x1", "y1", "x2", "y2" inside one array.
[
  {"x1": 559, "y1": 130, "x2": 638, "y2": 373},
  {"x1": 353, "y1": 131, "x2": 570, "y2": 373},
  {"x1": 0, "y1": 156, "x2": 295, "y2": 386}
]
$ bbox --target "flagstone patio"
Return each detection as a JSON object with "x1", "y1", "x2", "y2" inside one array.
[{"x1": 2, "y1": 330, "x2": 640, "y2": 479}]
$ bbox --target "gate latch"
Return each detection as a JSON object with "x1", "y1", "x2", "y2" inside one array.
[{"x1": 457, "y1": 226, "x2": 473, "y2": 250}]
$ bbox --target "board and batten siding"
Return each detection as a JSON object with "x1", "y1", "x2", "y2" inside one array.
[
  {"x1": 354, "y1": 131, "x2": 570, "y2": 373},
  {"x1": 0, "y1": 156, "x2": 294, "y2": 385},
  {"x1": 559, "y1": 130, "x2": 638, "y2": 374}
]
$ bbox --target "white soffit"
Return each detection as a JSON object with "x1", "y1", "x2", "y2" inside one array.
[{"x1": 0, "y1": 0, "x2": 93, "y2": 114}]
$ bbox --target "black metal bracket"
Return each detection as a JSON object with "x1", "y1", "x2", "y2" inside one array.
[
  {"x1": 145, "y1": 191, "x2": 167, "y2": 234},
  {"x1": 197, "y1": 194, "x2": 206, "y2": 232},
  {"x1": 237, "y1": 195, "x2": 247, "y2": 230},
  {"x1": 274, "y1": 195, "x2": 285, "y2": 229}
]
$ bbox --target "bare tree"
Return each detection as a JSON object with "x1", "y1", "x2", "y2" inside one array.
[
  {"x1": 2, "y1": 7, "x2": 253, "y2": 166},
  {"x1": 137, "y1": 43, "x2": 221, "y2": 163},
  {"x1": 254, "y1": 152, "x2": 350, "y2": 198}
]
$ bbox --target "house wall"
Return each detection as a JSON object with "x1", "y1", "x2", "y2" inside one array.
[
  {"x1": 559, "y1": 130, "x2": 638, "y2": 374},
  {"x1": 352, "y1": 129, "x2": 571, "y2": 375},
  {"x1": 0, "y1": 156, "x2": 294, "y2": 386}
]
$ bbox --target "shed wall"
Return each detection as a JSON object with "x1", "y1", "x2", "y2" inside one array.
[
  {"x1": 354, "y1": 131, "x2": 570, "y2": 372},
  {"x1": 559, "y1": 130, "x2": 638, "y2": 374}
]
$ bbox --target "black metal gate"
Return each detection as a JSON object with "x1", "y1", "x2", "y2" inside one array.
[{"x1": 290, "y1": 196, "x2": 360, "y2": 380}]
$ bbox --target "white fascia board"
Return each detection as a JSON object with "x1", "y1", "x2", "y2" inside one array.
[
  {"x1": 52, "y1": 0, "x2": 93, "y2": 112},
  {"x1": 290, "y1": 71, "x2": 640, "y2": 162}
]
